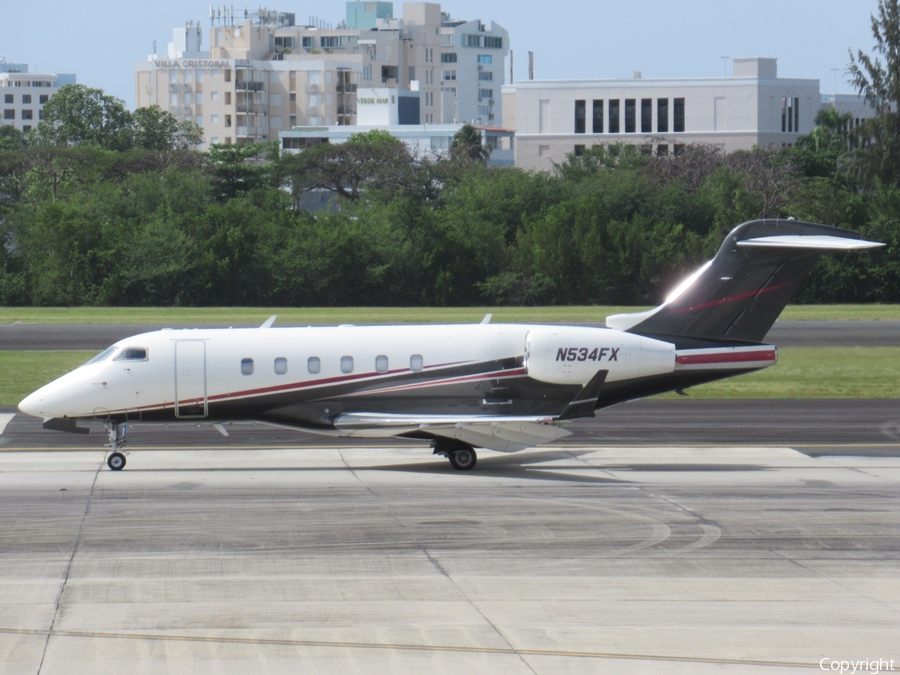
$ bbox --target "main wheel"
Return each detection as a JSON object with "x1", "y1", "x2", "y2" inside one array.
[
  {"x1": 107, "y1": 452, "x2": 126, "y2": 471},
  {"x1": 448, "y1": 447, "x2": 477, "y2": 471}
]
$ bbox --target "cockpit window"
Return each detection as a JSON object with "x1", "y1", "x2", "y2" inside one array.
[
  {"x1": 82, "y1": 346, "x2": 117, "y2": 367},
  {"x1": 114, "y1": 347, "x2": 148, "y2": 361}
]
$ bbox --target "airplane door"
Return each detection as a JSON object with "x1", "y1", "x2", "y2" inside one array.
[{"x1": 175, "y1": 340, "x2": 208, "y2": 418}]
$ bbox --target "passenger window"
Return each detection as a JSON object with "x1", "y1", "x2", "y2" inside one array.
[
  {"x1": 410, "y1": 354, "x2": 423, "y2": 372},
  {"x1": 241, "y1": 358, "x2": 254, "y2": 375},
  {"x1": 115, "y1": 347, "x2": 148, "y2": 361},
  {"x1": 274, "y1": 357, "x2": 287, "y2": 375},
  {"x1": 341, "y1": 356, "x2": 354, "y2": 374},
  {"x1": 307, "y1": 356, "x2": 321, "y2": 374},
  {"x1": 375, "y1": 355, "x2": 389, "y2": 373}
]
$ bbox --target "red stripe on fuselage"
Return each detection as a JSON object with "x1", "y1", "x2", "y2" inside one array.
[{"x1": 676, "y1": 350, "x2": 776, "y2": 365}]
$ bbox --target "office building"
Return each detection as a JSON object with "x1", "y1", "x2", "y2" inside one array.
[
  {"x1": 135, "y1": 2, "x2": 508, "y2": 149},
  {"x1": 1, "y1": 62, "x2": 77, "y2": 134}
]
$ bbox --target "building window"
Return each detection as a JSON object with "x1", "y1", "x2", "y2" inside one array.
[
  {"x1": 592, "y1": 100, "x2": 603, "y2": 133},
  {"x1": 340, "y1": 356, "x2": 354, "y2": 374},
  {"x1": 39, "y1": 94, "x2": 49, "y2": 104},
  {"x1": 363, "y1": 65, "x2": 372, "y2": 80},
  {"x1": 225, "y1": 114, "x2": 232, "y2": 127},
  {"x1": 641, "y1": 98, "x2": 652, "y2": 133},
  {"x1": 211, "y1": 114, "x2": 219, "y2": 123},
  {"x1": 657, "y1": 98, "x2": 669, "y2": 133},
  {"x1": 608, "y1": 99, "x2": 620, "y2": 133},
  {"x1": 674, "y1": 98, "x2": 685, "y2": 132},
  {"x1": 22, "y1": 94, "x2": 31, "y2": 104},
  {"x1": 478, "y1": 88, "x2": 493, "y2": 99},
  {"x1": 274, "y1": 357, "x2": 288, "y2": 375},
  {"x1": 442, "y1": 70, "x2": 457, "y2": 81},
  {"x1": 484, "y1": 36, "x2": 503, "y2": 49},
  {"x1": 22, "y1": 125, "x2": 31, "y2": 132},
  {"x1": 320, "y1": 36, "x2": 340, "y2": 49},
  {"x1": 477, "y1": 55, "x2": 492, "y2": 64},
  {"x1": 375, "y1": 355, "x2": 389, "y2": 373},
  {"x1": 624, "y1": 99, "x2": 636, "y2": 133},
  {"x1": 781, "y1": 96, "x2": 799, "y2": 132},
  {"x1": 574, "y1": 99, "x2": 586, "y2": 134},
  {"x1": 302, "y1": 36, "x2": 313, "y2": 48},
  {"x1": 463, "y1": 34, "x2": 481, "y2": 47},
  {"x1": 3, "y1": 95, "x2": 12, "y2": 104},
  {"x1": 307, "y1": 356, "x2": 321, "y2": 374},
  {"x1": 478, "y1": 71, "x2": 493, "y2": 81},
  {"x1": 3, "y1": 110, "x2": 13, "y2": 120},
  {"x1": 21, "y1": 110, "x2": 32, "y2": 120},
  {"x1": 441, "y1": 52, "x2": 457, "y2": 63},
  {"x1": 574, "y1": 144, "x2": 585, "y2": 156},
  {"x1": 241, "y1": 358, "x2": 254, "y2": 375}
]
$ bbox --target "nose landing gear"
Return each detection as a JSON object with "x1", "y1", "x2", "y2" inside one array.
[{"x1": 104, "y1": 422, "x2": 127, "y2": 471}]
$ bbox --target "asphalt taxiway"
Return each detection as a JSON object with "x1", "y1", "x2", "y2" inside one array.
[
  {"x1": 1, "y1": 400, "x2": 899, "y2": 674},
  {"x1": 2, "y1": 320, "x2": 900, "y2": 350}
]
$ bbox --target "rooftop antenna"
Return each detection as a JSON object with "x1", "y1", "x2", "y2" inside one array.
[{"x1": 721, "y1": 55, "x2": 729, "y2": 76}]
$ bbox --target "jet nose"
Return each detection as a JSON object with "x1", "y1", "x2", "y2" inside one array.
[{"x1": 18, "y1": 390, "x2": 46, "y2": 418}]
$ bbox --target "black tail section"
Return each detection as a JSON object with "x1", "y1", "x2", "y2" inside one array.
[{"x1": 607, "y1": 219, "x2": 883, "y2": 343}]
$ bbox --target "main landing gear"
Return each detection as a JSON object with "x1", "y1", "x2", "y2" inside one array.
[
  {"x1": 432, "y1": 437, "x2": 478, "y2": 471},
  {"x1": 104, "y1": 421, "x2": 127, "y2": 471}
]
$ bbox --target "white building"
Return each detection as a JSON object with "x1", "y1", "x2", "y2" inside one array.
[
  {"x1": 280, "y1": 122, "x2": 514, "y2": 166},
  {"x1": 135, "y1": 2, "x2": 508, "y2": 149},
  {"x1": 504, "y1": 58, "x2": 830, "y2": 171},
  {"x1": 1, "y1": 62, "x2": 76, "y2": 134}
]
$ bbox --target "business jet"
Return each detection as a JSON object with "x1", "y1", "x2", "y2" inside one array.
[{"x1": 18, "y1": 218, "x2": 883, "y2": 471}]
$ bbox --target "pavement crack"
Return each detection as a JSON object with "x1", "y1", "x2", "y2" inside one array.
[
  {"x1": 336, "y1": 449, "x2": 538, "y2": 675},
  {"x1": 34, "y1": 454, "x2": 104, "y2": 675}
]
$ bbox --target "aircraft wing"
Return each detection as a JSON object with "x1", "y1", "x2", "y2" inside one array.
[{"x1": 333, "y1": 413, "x2": 572, "y2": 452}]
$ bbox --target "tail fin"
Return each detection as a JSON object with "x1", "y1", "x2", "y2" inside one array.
[{"x1": 607, "y1": 219, "x2": 883, "y2": 343}]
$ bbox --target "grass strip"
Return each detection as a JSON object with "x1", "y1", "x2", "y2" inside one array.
[
  {"x1": 2, "y1": 347, "x2": 897, "y2": 407},
  {"x1": 1, "y1": 305, "x2": 899, "y2": 325}
]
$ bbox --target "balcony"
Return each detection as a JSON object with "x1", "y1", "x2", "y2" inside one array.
[
  {"x1": 235, "y1": 81, "x2": 265, "y2": 92},
  {"x1": 235, "y1": 126, "x2": 267, "y2": 138},
  {"x1": 336, "y1": 83, "x2": 357, "y2": 93}
]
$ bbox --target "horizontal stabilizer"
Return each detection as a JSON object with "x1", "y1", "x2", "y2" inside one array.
[{"x1": 608, "y1": 219, "x2": 883, "y2": 343}]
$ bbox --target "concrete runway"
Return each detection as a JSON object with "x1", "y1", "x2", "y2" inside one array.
[
  {"x1": 1, "y1": 401, "x2": 899, "y2": 674},
  {"x1": 2, "y1": 320, "x2": 899, "y2": 350}
]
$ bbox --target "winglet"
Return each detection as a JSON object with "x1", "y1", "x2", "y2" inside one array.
[
  {"x1": 260, "y1": 315, "x2": 277, "y2": 328},
  {"x1": 481, "y1": 313, "x2": 492, "y2": 324}
]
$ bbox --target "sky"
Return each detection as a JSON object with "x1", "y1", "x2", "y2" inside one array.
[{"x1": 0, "y1": 0, "x2": 882, "y2": 110}]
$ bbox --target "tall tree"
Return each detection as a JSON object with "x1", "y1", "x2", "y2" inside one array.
[
  {"x1": 847, "y1": 0, "x2": 900, "y2": 188},
  {"x1": 132, "y1": 105, "x2": 180, "y2": 151},
  {"x1": 449, "y1": 123, "x2": 489, "y2": 164},
  {"x1": 35, "y1": 84, "x2": 134, "y2": 151}
]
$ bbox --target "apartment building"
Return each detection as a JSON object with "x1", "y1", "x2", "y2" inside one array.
[
  {"x1": 1, "y1": 62, "x2": 77, "y2": 134},
  {"x1": 135, "y1": 2, "x2": 508, "y2": 149},
  {"x1": 503, "y1": 58, "x2": 840, "y2": 171}
]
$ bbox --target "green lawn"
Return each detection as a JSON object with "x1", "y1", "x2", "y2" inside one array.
[
  {"x1": 3, "y1": 347, "x2": 898, "y2": 407},
  {"x1": 1, "y1": 305, "x2": 899, "y2": 325}
]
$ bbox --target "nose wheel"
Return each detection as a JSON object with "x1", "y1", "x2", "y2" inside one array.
[
  {"x1": 104, "y1": 422, "x2": 128, "y2": 471},
  {"x1": 107, "y1": 452, "x2": 126, "y2": 471}
]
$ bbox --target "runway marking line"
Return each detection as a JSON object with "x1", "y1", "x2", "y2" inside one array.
[{"x1": 0, "y1": 626, "x2": 817, "y2": 669}]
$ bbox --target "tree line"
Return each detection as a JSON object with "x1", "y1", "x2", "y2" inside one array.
[{"x1": 0, "y1": 1, "x2": 899, "y2": 307}]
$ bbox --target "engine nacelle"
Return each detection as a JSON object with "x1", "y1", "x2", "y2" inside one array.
[{"x1": 525, "y1": 326, "x2": 675, "y2": 385}]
